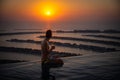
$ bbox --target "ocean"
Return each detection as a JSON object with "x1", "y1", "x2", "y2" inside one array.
[{"x1": 0, "y1": 27, "x2": 120, "y2": 61}]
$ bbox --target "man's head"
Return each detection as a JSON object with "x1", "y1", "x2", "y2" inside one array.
[{"x1": 46, "y1": 30, "x2": 52, "y2": 39}]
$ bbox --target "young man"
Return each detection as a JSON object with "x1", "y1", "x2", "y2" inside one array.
[{"x1": 41, "y1": 30, "x2": 55, "y2": 80}]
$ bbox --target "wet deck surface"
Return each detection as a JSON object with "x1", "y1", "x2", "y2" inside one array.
[{"x1": 0, "y1": 52, "x2": 120, "y2": 80}]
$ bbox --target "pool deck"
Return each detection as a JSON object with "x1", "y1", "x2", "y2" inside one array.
[{"x1": 0, "y1": 52, "x2": 120, "y2": 80}]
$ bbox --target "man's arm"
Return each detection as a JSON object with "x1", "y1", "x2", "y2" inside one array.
[{"x1": 49, "y1": 45, "x2": 55, "y2": 53}]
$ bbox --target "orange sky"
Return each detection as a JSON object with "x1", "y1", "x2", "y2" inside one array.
[{"x1": 0, "y1": 0, "x2": 119, "y2": 22}]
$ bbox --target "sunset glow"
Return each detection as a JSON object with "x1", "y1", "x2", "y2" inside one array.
[
  {"x1": 1, "y1": 0, "x2": 119, "y2": 27},
  {"x1": 32, "y1": 2, "x2": 61, "y2": 21}
]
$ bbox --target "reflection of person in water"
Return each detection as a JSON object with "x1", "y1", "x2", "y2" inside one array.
[{"x1": 41, "y1": 30, "x2": 55, "y2": 80}]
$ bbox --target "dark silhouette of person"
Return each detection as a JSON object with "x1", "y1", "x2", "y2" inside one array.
[{"x1": 41, "y1": 30, "x2": 55, "y2": 80}]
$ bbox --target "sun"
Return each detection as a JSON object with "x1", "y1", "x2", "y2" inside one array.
[
  {"x1": 45, "y1": 11, "x2": 51, "y2": 16},
  {"x1": 39, "y1": 3, "x2": 57, "y2": 18},
  {"x1": 33, "y1": 2, "x2": 62, "y2": 20}
]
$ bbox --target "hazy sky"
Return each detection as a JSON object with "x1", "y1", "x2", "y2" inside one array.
[{"x1": 0, "y1": 0, "x2": 119, "y2": 30}]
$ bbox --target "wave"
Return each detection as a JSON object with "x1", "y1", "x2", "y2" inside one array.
[
  {"x1": 1, "y1": 29, "x2": 120, "y2": 36},
  {"x1": 0, "y1": 32, "x2": 43, "y2": 36},
  {"x1": 0, "y1": 46, "x2": 81, "y2": 57},
  {"x1": 0, "y1": 59, "x2": 26, "y2": 64},
  {"x1": 6, "y1": 39, "x2": 119, "y2": 53},
  {"x1": 56, "y1": 29, "x2": 120, "y2": 33},
  {"x1": 83, "y1": 35, "x2": 120, "y2": 40},
  {"x1": 39, "y1": 36, "x2": 120, "y2": 47}
]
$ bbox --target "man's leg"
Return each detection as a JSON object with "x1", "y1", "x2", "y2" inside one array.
[{"x1": 41, "y1": 63, "x2": 50, "y2": 80}]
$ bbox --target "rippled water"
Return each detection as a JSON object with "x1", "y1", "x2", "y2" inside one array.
[{"x1": 0, "y1": 31, "x2": 120, "y2": 61}]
